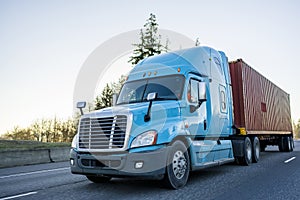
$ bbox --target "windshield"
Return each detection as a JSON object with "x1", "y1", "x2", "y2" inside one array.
[{"x1": 117, "y1": 75, "x2": 185, "y2": 105}]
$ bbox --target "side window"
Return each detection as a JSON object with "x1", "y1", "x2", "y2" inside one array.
[
  {"x1": 188, "y1": 79, "x2": 198, "y2": 103},
  {"x1": 219, "y1": 85, "x2": 227, "y2": 113}
]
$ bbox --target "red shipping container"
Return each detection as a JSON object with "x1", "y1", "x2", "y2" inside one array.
[{"x1": 229, "y1": 59, "x2": 292, "y2": 135}]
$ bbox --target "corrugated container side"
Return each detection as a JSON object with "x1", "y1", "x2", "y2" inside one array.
[{"x1": 229, "y1": 59, "x2": 292, "y2": 134}]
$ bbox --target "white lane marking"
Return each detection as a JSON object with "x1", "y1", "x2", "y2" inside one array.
[
  {"x1": 0, "y1": 167, "x2": 69, "y2": 179},
  {"x1": 284, "y1": 157, "x2": 296, "y2": 163},
  {"x1": 0, "y1": 191, "x2": 37, "y2": 200}
]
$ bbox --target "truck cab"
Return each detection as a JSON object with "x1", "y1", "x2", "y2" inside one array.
[{"x1": 70, "y1": 46, "x2": 247, "y2": 189}]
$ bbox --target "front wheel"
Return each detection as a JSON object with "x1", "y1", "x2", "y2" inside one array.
[{"x1": 163, "y1": 140, "x2": 190, "y2": 189}]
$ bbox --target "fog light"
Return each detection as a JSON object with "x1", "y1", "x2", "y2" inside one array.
[
  {"x1": 70, "y1": 159, "x2": 75, "y2": 166},
  {"x1": 135, "y1": 161, "x2": 143, "y2": 169}
]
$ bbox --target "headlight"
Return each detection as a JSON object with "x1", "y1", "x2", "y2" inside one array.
[
  {"x1": 71, "y1": 134, "x2": 78, "y2": 149},
  {"x1": 131, "y1": 130, "x2": 157, "y2": 148}
]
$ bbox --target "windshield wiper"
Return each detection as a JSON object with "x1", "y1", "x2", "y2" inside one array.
[{"x1": 155, "y1": 97, "x2": 178, "y2": 101}]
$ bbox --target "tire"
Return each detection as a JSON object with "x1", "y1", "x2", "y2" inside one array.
[
  {"x1": 163, "y1": 140, "x2": 190, "y2": 189},
  {"x1": 86, "y1": 175, "x2": 112, "y2": 183},
  {"x1": 252, "y1": 137, "x2": 260, "y2": 163},
  {"x1": 237, "y1": 137, "x2": 252, "y2": 166},
  {"x1": 279, "y1": 136, "x2": 293, "y2": 152},
  {"x1": 290, "y1": 137, "x2": 294, "y2": 152},
  {"x1": 278, "y1": 137, "x2": 285, "y2": 152},
  {"x1": 287, "y1": 136, "x2": 293, "y2": 152}
]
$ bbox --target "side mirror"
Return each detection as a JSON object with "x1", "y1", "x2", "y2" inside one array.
[
  {"x1": 112, "y1": 93, "x2": 118, "y2": 106},
  {"x1": 144, "y1": 92, "x2": 157, "y2": 122},
  {"x1": 147, "y1": 92, "x2": 157, "y2": 101},
  {"x1": 77, "y1": 101, "x2": 86, "y2": 115},
  {"x1": 198, "y1": 82, "x2": 206, "y2": 101}
]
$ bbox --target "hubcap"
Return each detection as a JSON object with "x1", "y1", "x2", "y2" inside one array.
[
  {"x1": 255, "y1": 142, "x2": 260, "y2": 160},
  {"x1": 288, "y1": 137, "x2": 291, "y2": 151},
  {"x1": 246, "y1": 141, "x2": 252, "y2": 161},
  {"x1": 172, "y1": 150, "x2": 187, "y2": 179}
]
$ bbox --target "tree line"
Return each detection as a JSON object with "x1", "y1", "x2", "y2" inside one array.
[
  {"x1": 293, "y1": 119, "x2": 300, "y2": 138},
  {"x1": 1, "y1": 117, "x2": 77, "y2": 143}
]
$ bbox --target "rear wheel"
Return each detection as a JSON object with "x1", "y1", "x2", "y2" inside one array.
[
  {"x1": 279, "y1": 136, "x2": 293, "y2": 152},
  {"x1": 237, "y1": 137, "x2": 252, "y2": 166},
  {"x1": 278, "y1": 137, "x2": 285, "y2": 152},
  {"x1": 290, "y1": 137, "x2": 294, "y2": 152},
  {"x1": 252, "y1": 137, "x2": 260, "y2": 163},
  {"x1": 163, "y1": 140, "x2": 190, "y2": 189},
  {"x1": 287, "y1": 136, "x2": 293, "y2": 152},
  {"x1": 86, "y1": 175, "x2": 112, "y2": 183}
]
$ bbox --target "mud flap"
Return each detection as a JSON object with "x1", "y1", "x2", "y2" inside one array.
[{"x1": 232, "y1": 139, "x2": 245, "y2": 157}]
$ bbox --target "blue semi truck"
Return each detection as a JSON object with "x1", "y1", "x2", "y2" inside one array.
[{"x1": 70, "y1": 46, "x2": 293, "y2": 189}]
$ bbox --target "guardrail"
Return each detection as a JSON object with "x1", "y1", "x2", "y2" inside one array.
[{"x1": 0, "y1": 147, "x2": 70, "y2": 168}]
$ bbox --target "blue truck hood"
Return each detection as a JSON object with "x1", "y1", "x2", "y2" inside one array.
[{"x1": 84, "y1": 100, "x2": 184, "y2": 146}]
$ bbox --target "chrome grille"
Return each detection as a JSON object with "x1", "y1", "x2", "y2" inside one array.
[{"x1": 78, "y1": 115, "x2": 127, "y2": 150}]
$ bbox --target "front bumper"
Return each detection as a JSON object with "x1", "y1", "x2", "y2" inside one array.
[{"x1": 70, "y1": 146, "x2": 169, "y2": 177}]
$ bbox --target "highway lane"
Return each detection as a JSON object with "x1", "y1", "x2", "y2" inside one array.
[{"x1": 1, "y1": 141, "x2": 299, "y2": 200}]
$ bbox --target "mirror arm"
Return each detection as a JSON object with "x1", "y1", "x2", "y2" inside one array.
[
  {"x1": 144, "y1": 92, "x2": 157, "y2": 122},
  {"x1": 79, "y1": 108, "x2": 84, "y2": 115},
  {"x1": 144, "y1": 100, "x2": 153, "y2": 122}
]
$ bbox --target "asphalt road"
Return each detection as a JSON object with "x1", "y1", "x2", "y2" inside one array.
[{"x1": 1, "y1": 141, "x2": 300, "y2": 200}]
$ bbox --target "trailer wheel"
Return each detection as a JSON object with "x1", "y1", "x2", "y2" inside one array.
[
  {"x1": 163, "y1": 140, "x2": 190, "y2": 189},
  {"x1": 279, "y1": 136, "x2": 293, "y2": 152},
  {"x1": 86, "y1": 175, "x2": 112, "y2": 183},
  {"x1": 278, "y1": 137, "x2": 285, "y2": 152},
  {"x1": 287, "y1": 136, "x2": 293, "y2": 152},
  {"x1": 290, "y1": 137, "x2": 294, "y2": 152},
  {"x1": 237, "y1": 137, "x2": 252, "y2": 166},
  {"x1": 252, "y1": 137, "x2": 260, "y2": 163}
]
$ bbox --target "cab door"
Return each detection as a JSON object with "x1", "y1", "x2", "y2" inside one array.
[{"x1": 182, "y1": 76, "x2": 215, "y2": 164}]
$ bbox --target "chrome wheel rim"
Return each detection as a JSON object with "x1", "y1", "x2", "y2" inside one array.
[
  {"x1": 172, "y1": 150, "x2": 187, "y2": 179},
  {"x1": 255, "y1": 142, "x2": 260, "y2": 160},
  {"x1": 288, "y1": 137, "x2": 291, "y2": 151},
  {"x1": 246, "y1": 141, "x2": 252, "y2": 161}
]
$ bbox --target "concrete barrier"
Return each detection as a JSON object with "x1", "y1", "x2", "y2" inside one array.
[
  {"x1": 0, "y1": 147, "x2": 70, "y2": 168},
  {"x1": 49, "y1": 147, "x2": 71, "y2": 162}
]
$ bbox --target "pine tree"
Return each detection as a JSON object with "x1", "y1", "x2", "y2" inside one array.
[
  {"x1": 95, "y1": 83, "x2": 113, "y2": 110},
  {"x1": 111, "y1": 75, "x2": 126, "y2": 94},
  {"x1": 94, "y1": 76, "x2": 126, "y2": 110},
  {"x1": 94, "y1": 14, "x2": 168, "y2": 110},
  {"x1": 129, "y1": 13, "x2": 169, "y2": 66}
]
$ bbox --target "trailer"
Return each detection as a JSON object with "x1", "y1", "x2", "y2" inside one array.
[{"x1": 229, "y1": 59, "x2": 293, "y2": 153}]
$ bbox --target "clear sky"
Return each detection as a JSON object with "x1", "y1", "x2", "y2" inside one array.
[{"x1": 0, "y1": 0, "x2": 300, "y2": 134}]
